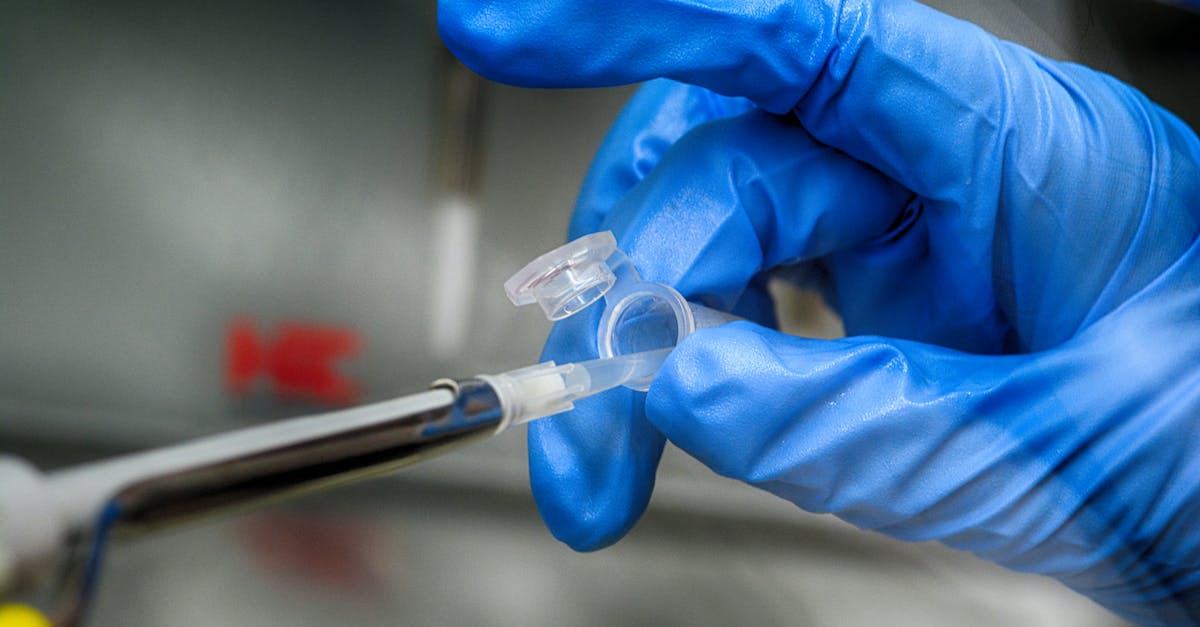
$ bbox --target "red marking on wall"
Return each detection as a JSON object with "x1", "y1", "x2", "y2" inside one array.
[{"x1": 226, "y1": 317, "x2": 362, "y2": 406}]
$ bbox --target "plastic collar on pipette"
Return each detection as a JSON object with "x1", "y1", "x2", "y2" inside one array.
[
  {"x1": 477, "y1": 361, "x2": 582, "y2": 431},
  {"x1": 505, "y1": 231, "x2": 700, "y2": 392},
  {"x1": 476, "y1": 347, "x2": 674, "y2": 428}
]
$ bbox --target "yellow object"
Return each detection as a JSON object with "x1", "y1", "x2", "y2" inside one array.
[{"x1": 0, "y1": 605, "x2": 51, "y2": 627}]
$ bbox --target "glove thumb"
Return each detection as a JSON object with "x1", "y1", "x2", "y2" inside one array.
[
  {"x1": 645, "y1": 321, "x2": 1055, "y2": 542},
  {"x1": 647, "y1": 317, "x2": 1200, "y2": 624}
]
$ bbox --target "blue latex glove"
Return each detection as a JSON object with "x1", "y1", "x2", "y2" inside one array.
[{"x1": 440, "y1": 1, "x2": 1200, "y2": 622}]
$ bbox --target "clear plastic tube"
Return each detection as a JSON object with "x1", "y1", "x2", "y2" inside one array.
[
  {"x1": 505, "y1": 231, "x2": 737, "y2": 392},
  {"x1": 479, "y1": 348, "x2": 672, "y2": 428}
]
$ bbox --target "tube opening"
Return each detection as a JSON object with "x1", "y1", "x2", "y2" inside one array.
[
  {"x1": 599, "y1": 285, "x2": 694, "y2": 390},
  {"x1": 551, "y1": 280, "x2": 610, "y2": 320}
]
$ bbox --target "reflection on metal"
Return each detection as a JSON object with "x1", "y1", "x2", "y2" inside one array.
[
  {"x1": 428, "y1": 53, "x2": 487, "y2": 360},
  {"x1": 2, "y1": 383, "x2": 505, "y2": 626},
  {"x1": 428, "y1": 197, "x2": 480, "y2": 360},
  {"x1": 433, "y1": 51, "x2": 486, "y2": 198},
  {"x1": 104, "y1": 392, "x2": 496, "y2": 535}
]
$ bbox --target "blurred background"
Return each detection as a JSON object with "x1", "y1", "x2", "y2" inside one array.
[{"x1": 1, "y1": 1, "x2": 1195, "y2": 624}]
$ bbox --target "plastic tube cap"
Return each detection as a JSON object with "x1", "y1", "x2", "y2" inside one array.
[{"x1": 503, "y1": 232, "x2": 619, "y2": 321}]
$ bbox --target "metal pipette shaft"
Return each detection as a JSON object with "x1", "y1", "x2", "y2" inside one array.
[
  {"x1": 47, "y1": 381, "x2": 501, "y2": 539},
  {"x1": 0, "y1": 349, "x2": 672, "y2": 626},
  {"x1": 53, "y1": 347, "x2": 670, "y2": 535}
]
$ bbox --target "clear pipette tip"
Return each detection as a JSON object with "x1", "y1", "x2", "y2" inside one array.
[{"x1": 477, "y1": 348, "x2": 671, "y2": 430}]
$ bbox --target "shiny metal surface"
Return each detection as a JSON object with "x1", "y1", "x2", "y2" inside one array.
[
  {"x1": 94, "y1": 387, "x2": 500, "y2": 537},
  {"x1": 48, "y1": 390, "x2": 470, "y2": 537},
  {"x1": 5, "y1": 384, "x2": 504, "y2": 626}
]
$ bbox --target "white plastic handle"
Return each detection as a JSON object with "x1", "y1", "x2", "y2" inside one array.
[{"x1": 0, "y1": 458, "x2": 64, "y2": 597}]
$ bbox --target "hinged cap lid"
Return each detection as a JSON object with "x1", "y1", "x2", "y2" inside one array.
[{"x1": 504, "y1": 231, "x2": 619, "y2": 321}]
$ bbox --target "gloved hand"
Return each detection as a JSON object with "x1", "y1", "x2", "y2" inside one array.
[{"x1": 439, "y1": 1, "x2": 1200, "y2": 622}]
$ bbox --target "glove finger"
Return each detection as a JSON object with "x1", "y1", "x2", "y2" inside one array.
[
  {"x1": 528, "y1": 302, "x2": 667, "y2": 551},
  {"x1": 606, "y1": 109, "x2": 913, "y2": 312},
  {"x1": 647, "y1": 321, "x2": 1049, "y2": 539},
  {"x1": 534, "y1": 110, "x2": 874, "y2": 549},
  {"x1": 532, "y1": 83, "x2": 751, "y2": 549},
  {"x1": 438, "y1": 0, "x2": 836, "y2": 110},
  {"x1": 571, "y1": 79, "x2": 756, "y2": 239},
  {"x1": 526, "y1": 293, "x2": 770, "y2": 551},
  {"x1": 645, "y1": 319, "x2": 1198, "y2": 622},
  {"x1": 440, "y1": 0, "x2": 1063, "y2": 200}
]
